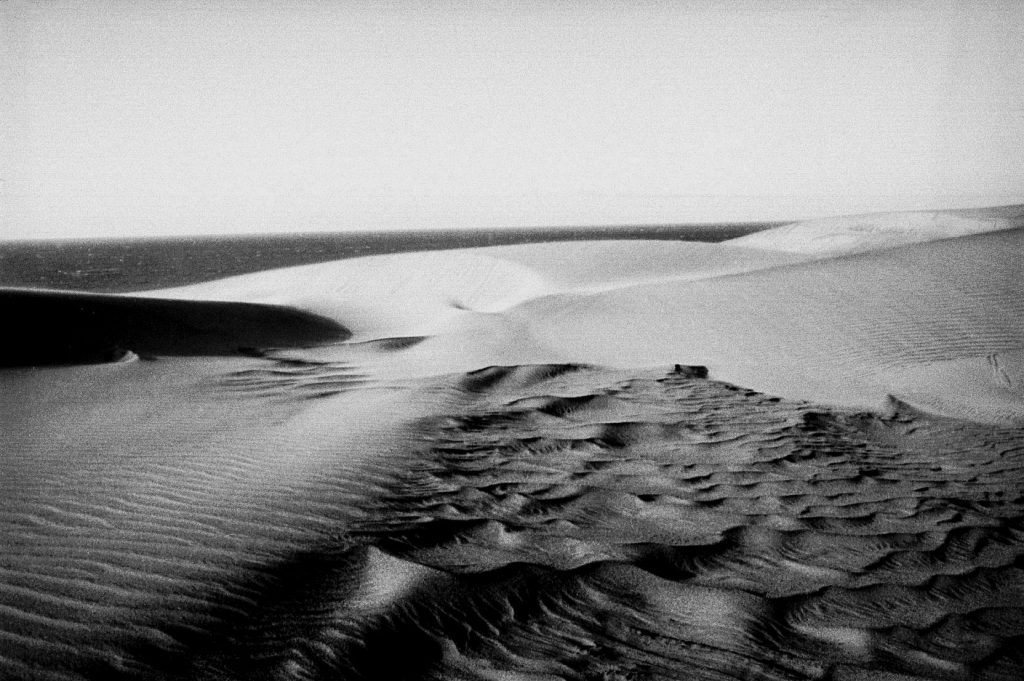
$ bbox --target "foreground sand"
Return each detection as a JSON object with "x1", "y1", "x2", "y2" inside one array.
[{"x1": 2, "y1": 207, "x2": 1023, "y2": 680}]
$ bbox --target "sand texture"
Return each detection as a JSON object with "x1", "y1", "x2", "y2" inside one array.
[
  {"x1": 2, "y1": 207, "x2": 1023, "y2": 680},
  {"x1": 150, "y1": 213, "x2": 1024, "y2": 423}
]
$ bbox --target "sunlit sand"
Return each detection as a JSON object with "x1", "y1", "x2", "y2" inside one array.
[{"x1": 2, "y1": 206, "x2": 1023, "y2": 680}]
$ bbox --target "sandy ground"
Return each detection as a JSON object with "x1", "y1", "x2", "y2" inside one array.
[{"x1": 2, "y1": 206, "x2": 1023, "y2": 680}]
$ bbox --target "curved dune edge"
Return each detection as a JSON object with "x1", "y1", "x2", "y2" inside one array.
[
  {"x1": 724, "y1": 204, "x2": 1024, "y2": 255},
  {"x1": 3, "y1": 206, "x2": 1022, "y2": 681},
  {"x1": 146, "y1": 212, "x2": 1024, "y2": 424},
  {"x1": 1, "y1": 362, "x2": 1022, "y2": 679},
  {"x1": 501, "y1": 227, "x2": 1024, "y2": 424},
  {"x1": 0, "y1": 288, "x2": 349, "y2": 367},
  {"x1": 145, "y1": 240, "x2": 809, "y2": 340}
]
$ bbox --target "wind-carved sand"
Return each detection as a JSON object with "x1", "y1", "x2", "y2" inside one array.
[{"x1": 1, "y1": 206, "x2": 1023, "y2": 680}]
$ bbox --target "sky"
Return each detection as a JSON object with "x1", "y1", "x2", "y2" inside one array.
[{"x1": 2, "y1": 0, "x2": 1024, "y2": 240}]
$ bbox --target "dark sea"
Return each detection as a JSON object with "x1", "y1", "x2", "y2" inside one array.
[{"x1": 0, "y1": 223, "x2": 783, "y2": 293}]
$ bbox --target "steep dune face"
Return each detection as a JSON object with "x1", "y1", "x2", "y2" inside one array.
[{"x1": 0, "y1": 289, "x2": 348, "y2": 367}]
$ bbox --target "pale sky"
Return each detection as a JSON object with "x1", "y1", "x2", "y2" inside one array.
[{"x1": 2, "y1": 0, "x2": 1024, "y2": 240}]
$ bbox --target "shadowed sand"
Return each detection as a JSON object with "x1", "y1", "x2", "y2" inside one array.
[
  {"x1": 0, "y1": 288, "x2": 349, "y2": 367},
  {"x1": 2, "y1": 206, "x2": 1023, "y2": 680}
]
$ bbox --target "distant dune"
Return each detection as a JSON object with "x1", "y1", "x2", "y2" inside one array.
[
  {"x1": 1, "y1": 206, "x2": 1023, "y2": 680},
  {"x1": 725, "y1": 204, "x2": 1024, "y2": 254},
  {"x1": 0, "y1": 222, "x2": 784, "y2": 293},
  {"x1": 149, "y1": 206, "x2": 1024, "y2": 424}
]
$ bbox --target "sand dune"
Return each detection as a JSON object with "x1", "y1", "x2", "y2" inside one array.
[
  {"x1": 505, "y1": 227, "x2": 1024, "y2": 422},
  {"x1": 148, "y1": 215, "x2": 1024, "y2": 423},
  {"x1": 3, "y1": 362, "x2": 1023, "y2": 679},
  {"x1": 724, "y1": 204, "x2": 1024, "y2": 255},
  {"x1": 145, "y1": 240, "x2": 806, "y2": 341},
  {"x1": 2, "y1": 206, "x2": 1023, "y2": 679},
  {"x1": 0, "y1": 288, "x2": 347, "y2": 367}
]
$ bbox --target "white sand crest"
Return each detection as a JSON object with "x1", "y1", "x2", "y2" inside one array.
[
  {"x1": 725, "y1": 204, "x2": 1024, "y2": 255},
  {"x1": 151, "y1": 208, "x2": 1024, "y2": 423}
]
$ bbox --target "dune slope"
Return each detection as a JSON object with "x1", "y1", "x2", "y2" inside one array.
[
  {"x1": 504, "y1": 226, "x2": 1024, "y2": 422},
  {"x1": 137, "y1": 217, "x2": 1024, "y2": 423},
  {"x1": 174, "y1": 225, "x2": 1023, "y2": 424},
  {"x1": 0, "y1": 288, "x2": 348, "y2": 367},
  {"x1": 3, "y1": 207, "x2": 1023, "y2": 679},
  {"x1": 2, "y1": 362, "x2": 1023, "y2": 680}
]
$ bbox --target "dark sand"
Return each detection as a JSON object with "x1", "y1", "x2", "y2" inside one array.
[
  {"x1": 2, "y1": 360, "x2": 1022, "y2": 680},
  {"x1": 0, "y1": 288, "x2": 348, "y2": 367}
]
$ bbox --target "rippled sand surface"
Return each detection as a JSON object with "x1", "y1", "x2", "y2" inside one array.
[{"x1": 2, "y1": 207, "x2": 1023, "y2": 680}]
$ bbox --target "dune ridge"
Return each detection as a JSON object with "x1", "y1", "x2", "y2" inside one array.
[
  {"x1": 0, "y1": 288, "x2": 348, "y2": 367},
  {"x1": 143, "y1": 241, "x2": 807, "y2": 341},
  {"x1": 149, "y1": 218, "x2": 1023, "y2": 424},
  {"x1": 502, "y1": 226, "x2": 1024, "y2": 422},
  {"x1": 3, "y1": 206, "x2": 1023, "y2": 679},
  {"x1": 2, "y1": 362, "x2": 1022, "y2": 679},
  {"x1": 724, "y1": 204, "x2": 1024, "y2": 255}
]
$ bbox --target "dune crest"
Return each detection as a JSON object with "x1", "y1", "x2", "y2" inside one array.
[
  {"x1": 504, "y1": 227, "x2": 1024, "y2": 423},
  {"x1": 144, "y1": 213, "x2": 1024, "y2": 424},
  {"x1": 147, "y1": 240, "x2": 804, "y2": 342},
  {"x1": 144, "y1": 250, "x2": 553, "y2": 340},
  {"x1": 3, "y1": 362, "x2": 1022, "y2": 679},
  {"x1": 724, "y1": 204, "x2": 1024, "y2": 255},
  {"x1": 0, "y1": 288, "x2": 348, "y2": 368}
]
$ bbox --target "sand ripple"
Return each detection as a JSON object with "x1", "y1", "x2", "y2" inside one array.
[{"x1": 3, "y1": 362, "x2": 1022, "y2": 679}]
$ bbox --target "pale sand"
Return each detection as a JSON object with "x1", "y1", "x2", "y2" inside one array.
[
  {"x1": 724, "y1": 204, "x2": 1024, "y2": 255},
  {"x1": 2, "y1": 206, "x2": 1023, "y2": 680},
  {"x1": 151, "y1": 207, "x2": 1024, "y2": 423}
]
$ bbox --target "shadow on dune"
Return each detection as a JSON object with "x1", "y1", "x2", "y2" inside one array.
[
  {"x1": 0, "y1": 288, "x2": 349, "y2": 368},
  {"x1": 3, "y1": 363, "x2": 1023, "y2": 680}
]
